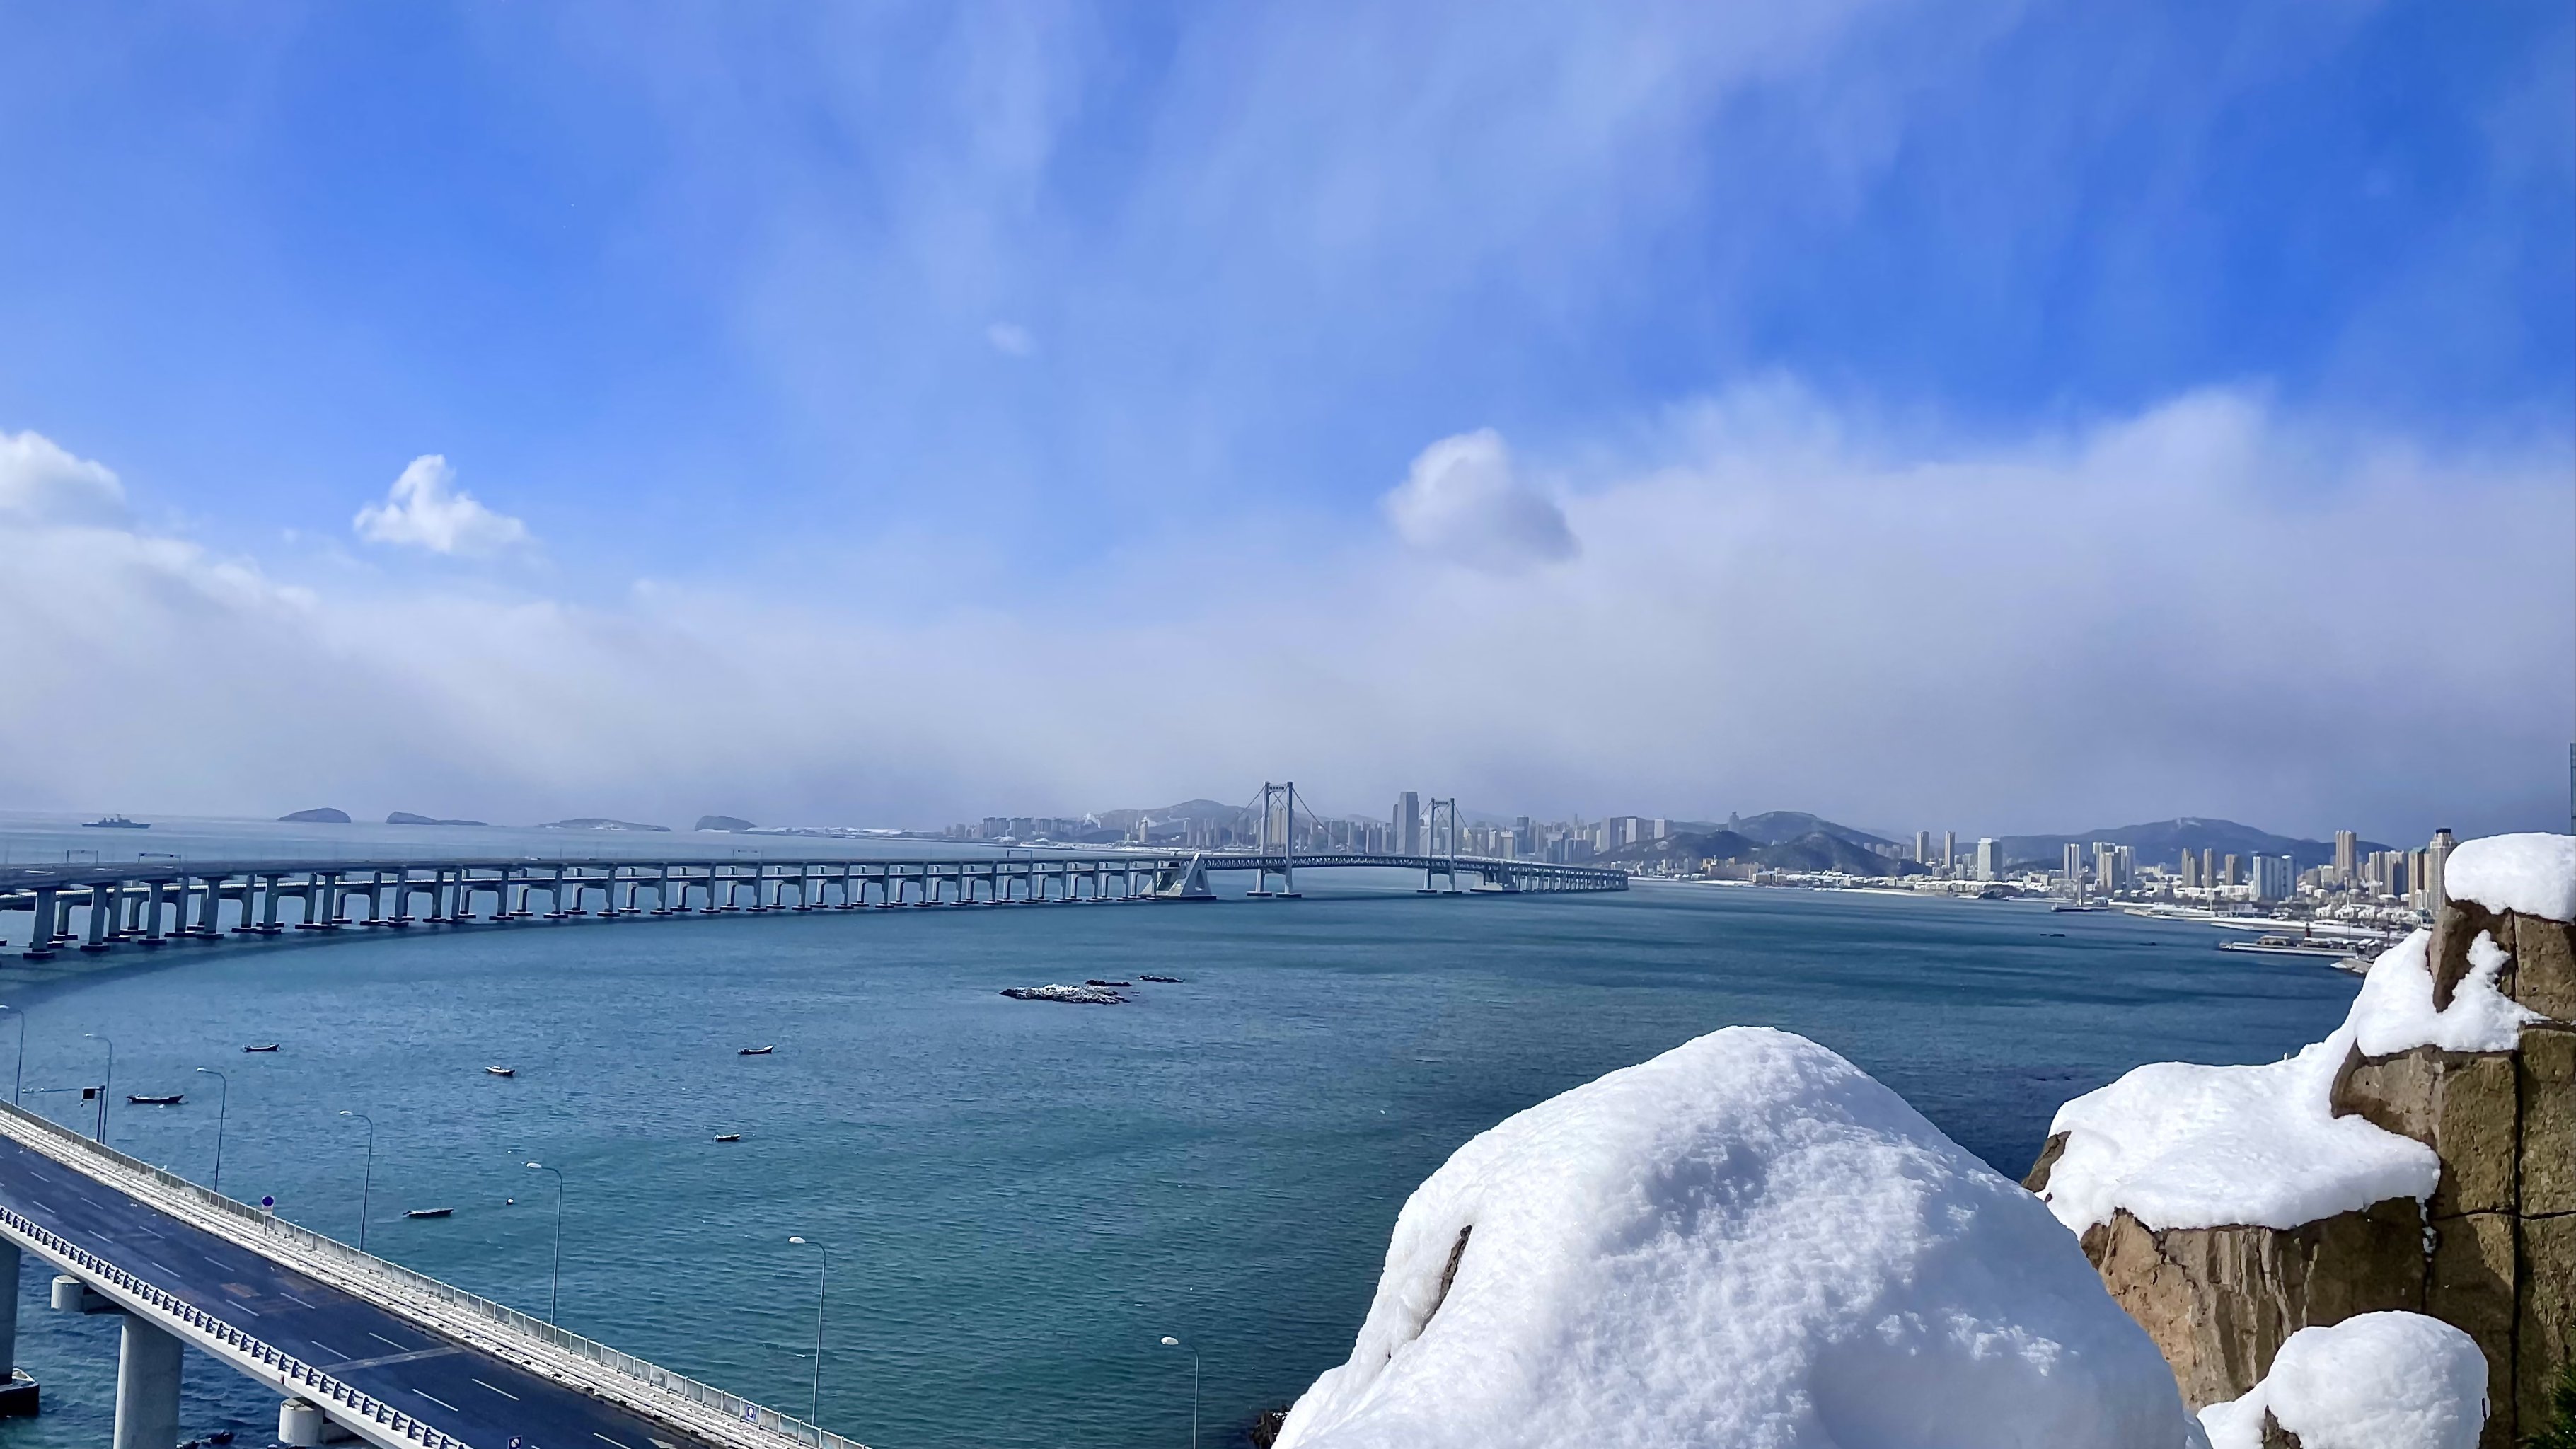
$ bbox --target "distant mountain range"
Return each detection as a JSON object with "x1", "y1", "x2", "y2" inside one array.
[
  {"x1": 1600, "y1": 828, "x2": 1921, "y2": 875},
  {"x1": 1993, "y1": 817, "x2": 2391, "y2": 872}
]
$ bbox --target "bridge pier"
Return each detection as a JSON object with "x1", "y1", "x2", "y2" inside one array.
[
  {"x1": 0, "y1": 1242, "x2": 30, "y2": 1416},
  {"x1": 110, "y1": 1315, "x2": 181, "y2": 1449},
  {"x1": 21, "y1": 889, "x2": 57, "y2": 960},
  {"x1": 80, "y1": 885, "x2": 114, "y2": 953}
]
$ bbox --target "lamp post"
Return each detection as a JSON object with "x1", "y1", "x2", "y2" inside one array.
[
  {"x1": 1158, "y1": 1336, "x2": 1199, "y2": 1449},
  {"x1": 787, "y1": 1237, "x2": 826, "y2": 1421},
  {"x1": 195, "y1": 1067, "x2": 229, "y2": 1193},
  {"x1": 82, "y1": 1032, "x2": 111, "y2": 1143},
  {"x1": 338, "y1": 1111, "x2": 374, "y2": 1249},
  {"x1": 0, "y1": 1004, "x2": 23, "y2": 1103},
  {"x1": 525, "y1": 1162, "x2": 565, "y2": 1322}
]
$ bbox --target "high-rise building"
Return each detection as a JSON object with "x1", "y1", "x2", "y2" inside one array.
[
  {"x1": 2425, "y1": 829, "x2": 2456, "y2": 909},
  {"x1": 2094, "y1": 842, "x2": 2120, "y2": 892},
  {"x1": 2178, "y1": 849, "x2": 2198, "y2": 889},
  {"x1": 2062, "y1": 843, "x2": 2084, "y2": 894},
  {"x1": 1975, "y1": 838, "x2": 2004, "y2": 881},
  {"x1": 1393, "y1": 792, "x2": 1421, "y2": 855},
  {"x1": 1942, "y1": 831, "x2": 1957, "y2": 872},
  {"x1": 1914, "y1": 831, "x2": 1932, "y2": 863},
  {"x1": 2200, "y1": 849, "x2": 2217, "y2": 887},
  {"x1": 2333, "y1": 830, "x2": 2358, "y2": 884},
  {"x1": 2222, "y1": 853, "x2": 2241, "y2": 887},
  {"x1": 2251, "y1": 854, "x2": 2295, "y2": 902}
]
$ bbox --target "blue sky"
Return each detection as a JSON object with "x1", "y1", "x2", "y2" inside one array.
[{"x1": 1, "y1": 1, "x2": 2570, "y2": 836}]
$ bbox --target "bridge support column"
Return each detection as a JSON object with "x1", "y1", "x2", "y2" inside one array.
[
  {"x1": 80, "y1": 884, "x2": 115, "y2": 953},
  {"x1": 0, "y1": 1242, "x2": 29, "y2": 1416},
  {"x1": 110, "y1": 1315, "x2": 181, "y2": 1449},
  {"x1": 139, "y1": 881, "x2": 168, "y2": 948},
  {"x1": 22, "y1": 889, "x2": 57, "y2": 960}
]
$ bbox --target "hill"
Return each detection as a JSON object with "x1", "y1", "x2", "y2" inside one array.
[
  {"x1": 1601, "y1": 829, "x2": 1923, "y2": 877},
  {"x1": 1711, "y1": 811, "x2": 1898, "y2": 849},
  {"x1": 1995, "y1": 817, "x2": 2392, "y2": 872}
]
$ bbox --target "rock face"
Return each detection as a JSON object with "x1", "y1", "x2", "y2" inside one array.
[{"x1": 2033, "y1": 895, "x2": 2576, "y2": 1448}]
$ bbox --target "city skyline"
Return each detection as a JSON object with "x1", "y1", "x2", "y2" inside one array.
[{"x1": 3, "y1": 4, "x2": 2570, "y2": 841}]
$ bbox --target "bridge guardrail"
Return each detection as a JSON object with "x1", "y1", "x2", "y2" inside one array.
[
  {"x1": 0, "y1": 1200, "x2": 470, "y2": 1449},
  {"x1": 0, "y1": 1100, "x2": 866, "y2": 1449}
]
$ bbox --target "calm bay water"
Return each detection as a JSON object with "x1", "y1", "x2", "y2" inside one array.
[{"x1": 0, "y1": 817, "x2": 2361, "y2": 1449}]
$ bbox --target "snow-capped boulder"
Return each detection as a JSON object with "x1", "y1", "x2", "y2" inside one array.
[
  {"x1": 1278, "y1": 1027, "x2": 2205, "y2": 1449},
  {"x1": 2198, "y1": 1312, "x2": 2488, "y2": 1449}
]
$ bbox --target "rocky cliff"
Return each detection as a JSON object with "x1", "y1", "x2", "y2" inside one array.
[{"x1": 2028, "y1": 835, "x2": 2576, "y2": 1448}]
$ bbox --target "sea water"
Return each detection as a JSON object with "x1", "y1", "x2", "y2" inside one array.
[{"x1": 0, "y1": 820, "x2": 2359, "y2": 1449}]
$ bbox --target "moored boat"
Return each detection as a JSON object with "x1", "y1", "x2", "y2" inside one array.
[{"x1": 485, "y1": 1065, "x2": 516, "y2": 1076}]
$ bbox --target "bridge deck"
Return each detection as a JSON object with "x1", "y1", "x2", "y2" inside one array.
[{"x1": 0, "y1": 1105, "x2": 859, "y2": 1449}]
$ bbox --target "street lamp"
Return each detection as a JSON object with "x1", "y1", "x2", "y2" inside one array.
[
  {"x1": 195, "y1": 1067, "x2": 229, "y2": 1193},
  {"x1": 0, "y1": 1004, "x2": 23, "y2": 1103},
  {"x1": 82, "y1": 1032, "x2": 111, "y2": 1143},
  {"x1": 339, "y1": 1111, "x2": 374, "y2": 1249},
  {"x1": 525, "y1": 1162, "x2": 565, "y2": 1322},
  {"x1": 1158, "y1": 1335, "x2": 1199, "y2": 1449},
  {"x1": 787, "y1": 1237, "x2": 826, "y2": 1421}
]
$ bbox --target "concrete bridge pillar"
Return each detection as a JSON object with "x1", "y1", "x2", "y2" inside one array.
[
  {"x1": 81, "y1": 884, "x2": 115, "y2": 953},
  {"x1": 139, "y1": 881, "x2": 168, "y2": 948},
  {"x1": 110, "y1": 1315, "x2": 181, "y2": 1449},
  {"x1": 22, "y1": 889, "x2": 57, "y2": 960},
  {"x1": 190, "y1": 877, "x2": 222, "y2": 937},
  {"x1": 0, "y1": 1242, "x2": 30, "y2": 1416}
]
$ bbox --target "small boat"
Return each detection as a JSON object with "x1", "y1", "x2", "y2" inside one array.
[
  {"x1": 738, "y1": 1046, "x2": 774, "y2": 1056},
  {"x1": 81, "y1": 815, "x2": 149, "y2": 829},
  {"x1": 403, "y1": 1207, "x2": 453, "y2": 1219},
  {"x1": 127, "y1": 1093, "x2": 184, "y2": 1106},
  {"x1": 713, "y1": 1133, "x2": 742, "y2": 1143},
  {"x1": 485, "y1": 1065, "x2": 516, "y2": 1077},
  {"x1": 243, "y1": 1044, "x2": 280, "y2": 1053}
]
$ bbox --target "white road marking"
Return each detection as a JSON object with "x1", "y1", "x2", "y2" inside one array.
[
  {"x1": 367, "y1": 1332, "x2": 409, "y2": 1351},
  {"x1": 311, "y1": 1341, "x2": 352, "y2": 1363},
  {"x1": 27, "y1": 1199, "x2": 54, "y2": 1214},
  {"x1": 594, "y1": 1434, "x2": 635, "y2": 1449},
  {"x1": 473, "y1": 1379, "x2": 519, "y2": 1402},
  {"x1": 280, "y1": 1292, "x2": 316, "y2": 1309},
  {"x1": 145, "y1": 1260, "x2": 180, "y2": 1278},
  {"x1": 413, "y1": 1390, "x2": 459, "y2": 1413}
]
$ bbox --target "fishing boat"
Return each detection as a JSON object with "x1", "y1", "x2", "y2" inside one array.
[
  {"x1": 713, "y1": 1133, "x2": 742, "y2": 1143},
  {"x1": 403, "y1": 1208, "x2": 453, "y2": 1219},
  {"x1": 243, "y1": 1044, "x2": 280, "y2": 1053},
  {"x1": 81, "y1": 814, "x2": 149, "y2": 829},
  {"x1": 2217, "y1": 933, "x2": 2369, "y2": 962},
  {"x1": 738, "y1": 1045, "x2": 774, "y2": 1056},
  {"x1": 127, "y1": 1093, "x2": 184, "y2": 1106},
  {"x1": 485, "y1": 1065, "x2": 516, "y2": 1077}
]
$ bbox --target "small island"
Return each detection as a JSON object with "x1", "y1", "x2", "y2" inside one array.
[{"x1": 277, "y1": 807, "x2": 350, "y2": 824}]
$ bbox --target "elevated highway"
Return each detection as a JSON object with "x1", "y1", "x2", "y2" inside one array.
[
  {"x1": 0, "y1": 1097, "x2": 860, "y2": 1449},
  {"x1": 0, "y1": 850, "x2": 1624, "y2": 959}
]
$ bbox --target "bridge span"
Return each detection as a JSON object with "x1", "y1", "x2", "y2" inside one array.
[
  {"x1": 0, "y1": 1095, "x2": 862, "y2": 1449},
  {"x1": 0, "y1": 850, "x2": 1624, "y2": 960}
]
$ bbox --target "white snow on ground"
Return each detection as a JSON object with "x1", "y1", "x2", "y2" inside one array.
[
  {"x1": 2444, "y1": 831, "x2": 2576, "y2": 921},
  {"x1": 1276, "y1": 1027, "x2": 2208, "y2": 1449},
  {"x1": 2348, "y1": 929, "x2": 2539, "y2": 1056},
  {"x1": 2198, "y1": 1312, "x2": 2486, "y2": 1449}
]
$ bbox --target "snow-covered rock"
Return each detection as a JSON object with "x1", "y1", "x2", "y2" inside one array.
[
  {"x1": 2197, "y1": 1312, "x2": 2487, "y2": 1449},
  {"x1": 1276, "y1": 1027, "x2": 2207, "y2": 1449},
  {"x1": 2444, "y1": 833, "x2": 2576, "y2": 922},
  {"x1": 2035, "y1": 926, "x2": 2549, "y2": 1236}
]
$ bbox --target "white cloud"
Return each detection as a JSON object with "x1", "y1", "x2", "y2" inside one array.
[
  {"x1": 1, "y1": 396, "x2": 2566, "y2": 841},
  {"x1": 352, "y1": 455, "x2": 532, "y2": 556},
  {"x1": 985, "y1": 322, "x2": 1036, "y2": 357},
  {"x1": 1382, "y1": 429, "x2": 1578, "y2": 574},
  {"x1": 0, "y1": 429, "x2": 127, "y2": 526}
]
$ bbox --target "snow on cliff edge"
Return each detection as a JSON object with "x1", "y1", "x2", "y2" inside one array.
[
  {"x1": 2198, "y1": 1312, "x2": 2487, "y2": 1449},
  {"x1": 2444, "y1": 831, "x2": 2576, "y2": 920},
  {"x1": 1276, "y1": 1027, "x2": 2206, "y2": 1449},
  {"x1": 2040, "y1": 917, "x2": 2543, "y2": 1235}
]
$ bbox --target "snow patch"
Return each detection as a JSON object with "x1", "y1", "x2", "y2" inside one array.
[
  {"x1": 2443, "y1": 832, "x2": 2576, "y2": 921},
  {"x1": 2197, "y1": 1312, "x2": 2486, "y2": 1449},
  {"x1": 2349, "y1": 930, "x2": 2539, "y2": 1055},
  {"x1": 2036, "y1": 933, "x2": 2482, "y2": 1234},
  {"x1": 1278, "y1": 1027, "x2": 2206, "y2": 1449}
]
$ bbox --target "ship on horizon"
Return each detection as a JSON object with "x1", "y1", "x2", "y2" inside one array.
[{"x1": 81, "y1": 814, "x2": 149, "y2": 829}]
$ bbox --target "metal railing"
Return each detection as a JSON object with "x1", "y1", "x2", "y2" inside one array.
[
  {"x1": 0, "y1": 1099, "x2": 866, "y2": 1449},
  {"x1": 0, "y1": 1201, "x2": 469, "y2": 1449}
]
